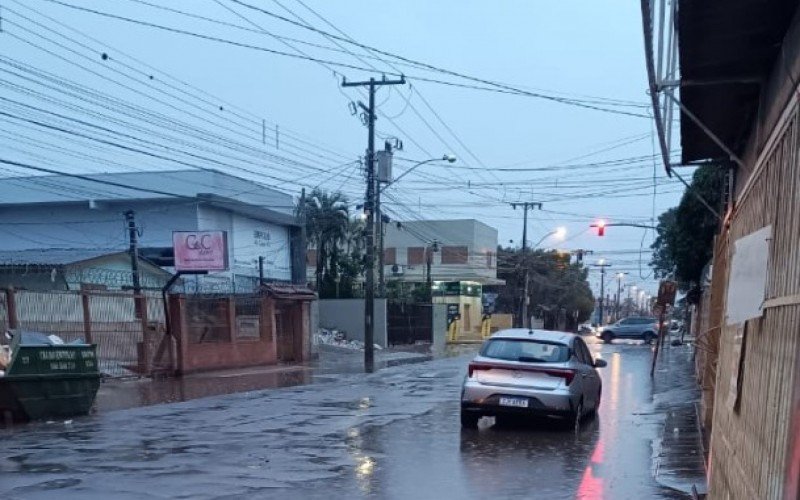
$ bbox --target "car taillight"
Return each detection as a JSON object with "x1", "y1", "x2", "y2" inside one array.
[
  {"x1": 542, "y1": 369, "x2": 576, "y2": 385},
  {"x1": 468, "y1": 362, "x2": 492, "y2": 377}
]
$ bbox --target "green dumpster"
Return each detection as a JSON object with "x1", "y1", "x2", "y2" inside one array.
[{"x1": 0, "y1": 331, "x2": 100, "y2": 422}]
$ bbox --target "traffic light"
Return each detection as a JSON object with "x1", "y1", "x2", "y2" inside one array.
[{"x1": 591, "y1": 219, "x2": 606, "y2": 236}]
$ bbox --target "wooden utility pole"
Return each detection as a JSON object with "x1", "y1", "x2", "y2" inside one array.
[
  {"x1": 592, "y1": 261, "x2": 612, "y2": 326},
  {"x1": 510, "y1": 202, "x2": 542, "y2": 328},
  {"x1": 124, "y1": 210, "x2": 141, "y2": 294}
]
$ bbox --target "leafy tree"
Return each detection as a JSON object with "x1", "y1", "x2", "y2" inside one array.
[
  {"x1": 494, "y1": 247, "x2": 595, "y2": 330},
  {"x1": 650, "y1": 165, "x2": 726, "y2": 290},
  {"x1": 296, "y1": 189, "x2": 349, "y2": 294}
]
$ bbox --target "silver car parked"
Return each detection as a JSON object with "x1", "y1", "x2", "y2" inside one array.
[{"x1": 460, "y1": 329, "x2": 606, "y2": 429}]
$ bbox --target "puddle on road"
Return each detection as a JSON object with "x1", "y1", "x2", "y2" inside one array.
[{"x1": 94, "y1": 367, "x2": 316, "y2": 413}]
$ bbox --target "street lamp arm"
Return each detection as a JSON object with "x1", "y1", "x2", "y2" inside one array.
[
  {"x1": 604, "y1": 223, "x2": 658, "y2": 230},
  {"x1": 532, "y1": 230, "x2": 556, "y2": 249},
  {"x1": 380, "y1": 155, "x2": 455, "y2": 193}
]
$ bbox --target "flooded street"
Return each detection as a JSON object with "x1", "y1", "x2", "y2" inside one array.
[{"x1": 1, "y1": 341, "x2": 693, "y2": 499}]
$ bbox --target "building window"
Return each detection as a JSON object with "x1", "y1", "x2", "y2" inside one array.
[
  {"x1": 307, "y1": 249, "x2": 317, "y2": 265},
  {"x1": 408, "y1": 247, "x2": 424, "y2": 265},
  {"x1": 486, "y1": 251, "x2": 494, "y2": 268},
  {"x1": 441, "y1": 246, "x2": 468, "y2": 264},
  {"x1": 384, "y1": 247, "x2": 397, "y2": 265}
]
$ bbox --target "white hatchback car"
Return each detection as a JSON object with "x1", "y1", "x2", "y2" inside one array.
[{"x1": 460, "y1": 329, "x2": 606, "y2": 429}]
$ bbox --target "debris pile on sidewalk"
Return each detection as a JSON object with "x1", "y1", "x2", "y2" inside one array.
[{"x1": 315, "y1": 328, "x2": 382, "y2": 351}]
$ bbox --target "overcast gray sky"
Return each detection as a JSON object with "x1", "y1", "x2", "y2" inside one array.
[{"x1": 0, "y1": 0, "x2": 686, "y2": 297}]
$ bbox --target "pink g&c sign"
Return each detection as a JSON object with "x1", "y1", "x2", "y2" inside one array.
[{"x1": 172, "y1": 231, "x2": 229, "y2": 271}]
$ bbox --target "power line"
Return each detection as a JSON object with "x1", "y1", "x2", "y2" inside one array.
[
  {"x1": 1, "y1": 13, "x2": 347, "y2": 172},
  {"x1": 8, "y1": 0, "x2": 352, "y2": 162},
  {"x1": 41, "y1": 0, "x2": 650, "y2": 117},
  {"x1": 227, "y1": 0, "x2": 651, "y2": 116}
]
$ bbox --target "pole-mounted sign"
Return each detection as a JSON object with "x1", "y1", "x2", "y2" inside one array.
[{"x1": 657, "y1": 280, "x2": 677, "y2": 307}]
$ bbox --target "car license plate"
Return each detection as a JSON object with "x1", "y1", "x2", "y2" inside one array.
[{"x1": 499, "y1": 397, "x2": 528, "y2": 408}]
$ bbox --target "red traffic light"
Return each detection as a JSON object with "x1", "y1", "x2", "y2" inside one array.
[{"x1": 591, "y1": 219, "x2": 606, "y2": 236}]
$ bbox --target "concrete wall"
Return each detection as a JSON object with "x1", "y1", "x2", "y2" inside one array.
[
  {"x1": 309, "y1": 300, "x2": 319, "y2": 358},
  {"x1": 317, "y1": 299, "x2": 387, "y2": 348}
]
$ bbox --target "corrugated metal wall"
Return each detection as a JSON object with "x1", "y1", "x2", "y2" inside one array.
[{"x1": 708, "y1": 100, "x2": 800, "y2": 499}]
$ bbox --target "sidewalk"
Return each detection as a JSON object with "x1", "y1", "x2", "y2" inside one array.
[
  {"x1": 650, "y1": 339, "x2": 708, "y2": 498},
  {"x1": 94, "y1": 343, "x2": 475, "y2": 414}
]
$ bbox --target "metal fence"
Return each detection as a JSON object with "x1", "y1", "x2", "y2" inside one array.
[
  {"x1": 387, "y1": 303, "x2": 433, "y2": 346},
  {"x1": 4, "y1": 288, "x2": 164, "y2": 378},
  {"x1": 185, "y1": 295, "x2": 231, "y2": 344}
]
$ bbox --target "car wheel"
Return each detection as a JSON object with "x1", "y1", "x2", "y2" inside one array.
[
  {"x1": 460, "y1": 411, "x2": 480, "y2": 429},
  {"x1": 590, "y1": 387, "x2": 601, "y2": 416},
  {"x1": 643, "y1": 332, "x2": 656, "y2": 344},
  {"x1": 601, "y1": 331, "x2": 614, "y2": 344},
  {"x1": 571, "y1": 400, "x2": 584, "y2": 432}
]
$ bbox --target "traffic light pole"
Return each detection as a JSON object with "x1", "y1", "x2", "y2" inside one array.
[
  {"x1": 600, "y1": 267, "x2": 606, "y2": 325},
  {"x1": 592, "y1": 261, "x2": 612, "y2": 325},
  {"x1": 342, "y1": 76, "x2": 405, "y2": 373}
]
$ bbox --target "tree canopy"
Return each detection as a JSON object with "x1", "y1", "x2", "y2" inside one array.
[
  {"x1": 296, "y1": 189, "x2": 364, "y2": 298},
  {"x1": 494, "y1": 247, "x2": 595, "y2": 329},
  {"x1": 650, "y1": 165, "x2": 726, "y2": 289}
]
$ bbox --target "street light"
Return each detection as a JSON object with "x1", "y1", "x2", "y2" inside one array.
[
  {"x1": 381, "y1": 154, "x2": 456, "y2": 192},
  {"x1": 375, "y1": 154, "x2": 455, "y2": 299},
  {"x1": 532, "y1": 226, "x2": 567, "y2": 248}
]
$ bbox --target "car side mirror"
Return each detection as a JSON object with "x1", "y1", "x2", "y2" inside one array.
[{"x1": 593, "y1": 359, "x2": 607, "y2": 368}]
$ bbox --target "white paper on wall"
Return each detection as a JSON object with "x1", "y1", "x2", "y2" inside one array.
[{"x1": 725, "y1": 225, "x2": 771, "y2": 325}]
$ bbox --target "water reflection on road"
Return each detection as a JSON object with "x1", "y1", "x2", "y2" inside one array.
[
  {"x1": 349, "y1": 341, "x2": 686, "y2": 499},
  {"x1": 1, "y1": 340, "x2": 689, "y2": 499}
]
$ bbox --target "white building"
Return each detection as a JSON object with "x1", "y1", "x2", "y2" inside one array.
[
  {"x1": 382, "y1": 219, "x2": 502, "y2": 285},
  {"x1": 0, "y1": 169, "x2": 305, "y2": 289}
]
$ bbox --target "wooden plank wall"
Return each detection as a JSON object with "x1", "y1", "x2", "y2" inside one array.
[
  {"x1": 708, "y1": 102, "x2": 800, "y2": 499},
  {"x1": 696, "y1": 234, "x2": 729, "y2": 434}
]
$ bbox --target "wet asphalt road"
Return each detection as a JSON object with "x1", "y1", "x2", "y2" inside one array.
[{"x1": 1, "y1": 339, "x2": 689, "y2": 499}]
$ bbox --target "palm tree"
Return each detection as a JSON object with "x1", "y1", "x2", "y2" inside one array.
[{"x1": 297, "y1": 189, "x2": 349, "y2": 293}]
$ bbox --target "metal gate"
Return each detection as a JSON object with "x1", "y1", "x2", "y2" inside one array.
[{"x1": 387, "y1": 303, "x2": 432, "y2": 346}]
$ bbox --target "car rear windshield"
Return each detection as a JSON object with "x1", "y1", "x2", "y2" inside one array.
[{"x1": 480, "y1": 339, "x2": 570, "y2": 363}]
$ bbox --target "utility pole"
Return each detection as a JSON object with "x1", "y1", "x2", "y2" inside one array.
[
  {"x1": 426, "y1": 240, "x2": 439, "y2": 298},
  {"x1": 615, "y1": 272, "x2": 628, "y2": 321},
  {"x1": 592, "y1": 260, "x2": 612, "y2": 325},
  {"x1": 258, "y1": 256, "x2": 265, "y2": 287},
  {"x1": 378, "y1": 214, "x2": 386, "y2": 297},
  {"x1": 342, "y1": 75, "x2": 405, "y2": 373},
  {"x1": 124, "y1": 210, "x2": 141, "y2": 295},
  {"x1": 510, "y1": 202, "x2": 542, "y2": 328}
]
